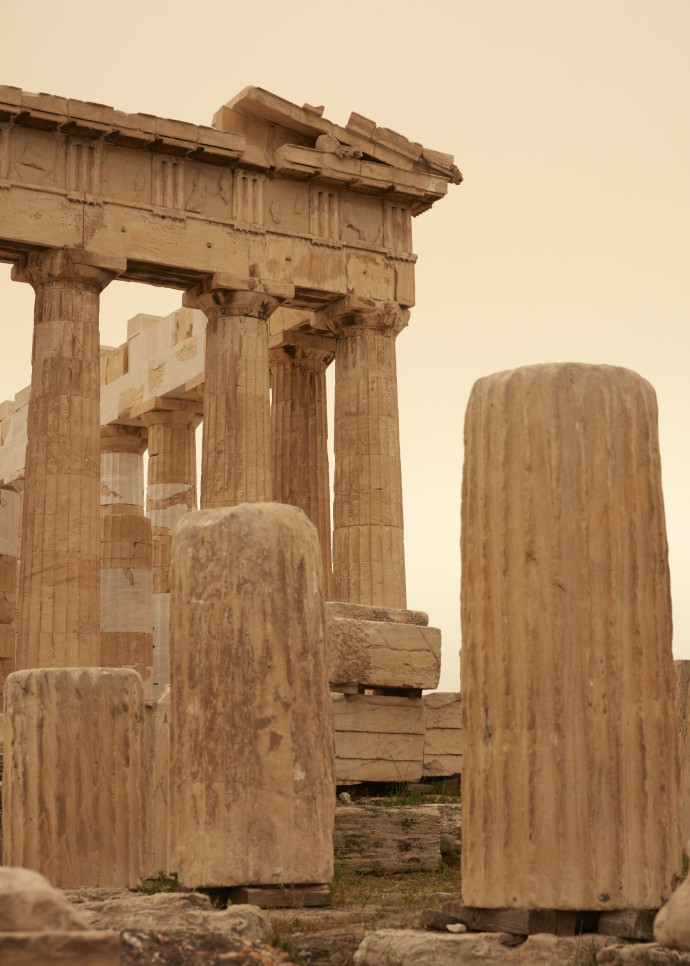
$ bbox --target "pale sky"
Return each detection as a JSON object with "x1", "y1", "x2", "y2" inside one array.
[{"x1": 1, "y1": 0, "x2": 688, "y2": 691}]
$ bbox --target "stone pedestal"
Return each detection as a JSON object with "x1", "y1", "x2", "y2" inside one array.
[
  {"x1": 183, "y1": 275, "x2": 293, "y2": 509},
  {"x1": 3, "y1": 667, "x2": 144, "y2": 887},
  {"x1": 270, "y1": 339, "x2": 334, "y2": 599},
  {"x1": 169, "y1": 503, "x2": 334, "y2": 888},
  {"x1": 12, "y1": 248, "x2": 125, "y2": 669},
  {"x1": 0, "y1": 486, "x2": 19, "y2": 687},
  {"x1": 324, "y1": 297, "x2": 408, "y2": 609},
  {"x1": 461, "y1": 363, "x2": 681, "y2": 909},
  {"x1": 100, "y1": 425, "x2": 153, "y2": 692},
  {"x1": 142, "y1": 404, "x2": 200, "y2": 697}
]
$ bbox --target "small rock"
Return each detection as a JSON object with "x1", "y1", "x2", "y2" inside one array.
[
  {"x1": 655, "y1": 874, "x2": 690, "y2": 950},
  {"x1": 339, "y1": 791, "x2": 353, "y2": 805},
  {"x1": 0, "y1": 867, "x2": 90, "y2": 933}
]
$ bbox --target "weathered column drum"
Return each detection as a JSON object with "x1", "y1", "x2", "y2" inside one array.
[{"x1": 461, "y1": 363, "x2": 681, "y2": 910}]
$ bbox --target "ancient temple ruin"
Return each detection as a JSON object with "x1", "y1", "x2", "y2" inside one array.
[{"x1": 0, "y1": 83, "x2": 463, "y2": 894}]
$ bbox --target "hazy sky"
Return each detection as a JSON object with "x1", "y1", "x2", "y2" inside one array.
[{"x1": 1, "y1": 1, "x2": 688, "y2": 691}]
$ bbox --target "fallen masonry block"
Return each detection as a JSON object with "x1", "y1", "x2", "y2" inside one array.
[
  {"x1": 333, "y1": 693, "x2": 424, "y2": 783},
  {"x1": 334, "y1": 805, "x2": 441, "y2": 873}
]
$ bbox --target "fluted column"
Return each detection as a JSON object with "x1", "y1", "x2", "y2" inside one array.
[
  {"x1": 183, "y1": 274, "x2": 293, "y2": 509},
  {"x1": 12, "y1": 248, "x2": 125, "y2": 669},
  {"x1": 324, "y1": 297, "x2": 408, "y2": 609},
  {"x1": 141, "y1": 404, "x2": 201, "y2": 697},
  {"x1": 0, "y1": 486, "x2": 19, "y2": 688},
  {"x1": 100, "y1": 424, "x2": 153, "y2": 691},
  {"x1": 270, "y1": 338, "x2": 334, "y2": 599},
  {"x1": 461, "y1": 363, "x2": 681, "y2": 910}
]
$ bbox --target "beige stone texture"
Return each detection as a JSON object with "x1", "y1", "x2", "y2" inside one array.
[
  {"x1": 0, "y1": 487, "x2": 18, "y2": 687},
  {"x1": 74, "y1": 891, "x2": 271, "y2": 944},
  {"x1": 332, "y1": 693, "x2": 424, "y2": 783},
  {"x1": 142, "y1": 404, "x2": 200, "y2": 697},
  {"x1": 353, "y1": 930, "x2": 615, "y2": 966},
  {"x1": 270, "y1": 336, "x2": 334, "y2": 599},
  {"x1": 12, "y1": 248, "x2": 125, "y2": 670},
  {"x1": 655, "y1": 874, "x2": 690, "y2": 950},
  {"x1": 324, "y1": 298, "x2": 408, "y2": 609},
  {"x1": 184, "y1": 278, "x2": 292, "y2": 509},
  {"x1": 333, "y1": 805, "x2": 441, "y2": 872},
  {"x1": 422, "y1": 692, "x2": 464, "y2": 777},
  {"x1": 169, "y1": 503, "x2": 335, "y2": 887},
  {"x1": 100, "y1": 424, "x2": 153, "y2": 692},
  {"x1": 328, "y1": 616, "x2": 441, "y2": 690},
  {"x1": 143, "y1": 687, "x2": 170, "y2": 878},
  {"x1": 3, "y1": 667, "x2": 145, "y2": 887},
  {"x1": 0, "y1": 867, "x2": 90, "y2": 932},
  {"x1": 0, "y1": 932, "x2": 121, "y2": 965},
  {"x1": 325, "y1": 601, "x2": 428, "y2": 625},
  {"x1": 461, "y1": 363, "x2": 681, "y2": 910},
  {"x1": 676, "y1": 659, "x2": 690, "y2": 846}
]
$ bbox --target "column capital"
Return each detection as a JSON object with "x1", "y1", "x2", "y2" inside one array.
[
  {"x1": 100, "y1": 424, "x2": 148, "y2": 457},
  {"x1": 183, "y1": 274, "x2": 294, "y2": 320},
  {"x1": 317, "y1": 296, "x2": 409, "y2": 337},
  {"x1": 140, "y1": 401, "x2": 203, "y2": 432},
  {"x1": 11, "y1": 247, "x2": 127, "y2": 293},
  {"x1": 269, "y1": 330, "x2": 335, "y2": 370}
]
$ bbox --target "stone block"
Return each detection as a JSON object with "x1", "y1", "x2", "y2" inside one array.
[
  {"x1": 325, "y1": 601, "x2": 428, "y2": 626},
  {"x1": 422, "y1": 692, "x2": 463, "y2": 777},
  {"x1": 3, "y1": 668, "x2": 145, "y2": 887},
  {"x1": 143, "y1": 687, "x2": 170, "y2": 877},
  {"x1": 328, "y1": 617, "x2": 441, "y2": 690},
  {"x1": 169, "y1": 503, "x2": 334, "y2": 888},
  {"x1": 333, "y1": 693, "x2": 424, "y2": 783},
  {"x1": 334, "y1": 805, "x2": 441, "y2": 872}
]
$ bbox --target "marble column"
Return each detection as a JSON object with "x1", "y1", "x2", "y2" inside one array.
[
  {"x1": 0, "y1": 485, "x2": 19, "y2": 688},
  {"x1": 461, "y1": 363, "x2": 681, "y2": 910},
  {"x1": 100, "y1": 424, "x2": 153, "y2": 692},
  {"x1": 270, "y1": 337, "x2": 334, "y2": 599},
  {"x1": 183, "y1": 274, "x2": 293, "y2": 509},
  {"x1": 324, "y1": 297, "x2": 408, "y2": 609},
  {"x1": 141, "y1": 403, "x2": 201, "y2": 698},
  {"x1": 12, "y1": 248, "x2": 125, "y2": 669}
]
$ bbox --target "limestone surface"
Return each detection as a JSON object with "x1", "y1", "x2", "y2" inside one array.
[
  {"x1": 333, "y1": 805, "x2": 441, "y2": 873},
  {"x1": 332, "y1": 693, "x2": 424, "y2": 783},
  {"x1": 328, "y1": 616, "x2": 441, "y2": 690},
  {"x1": 422, "y1": 692, "x2": 463, "y2": 777},
  {"x1": 654, "y1": 874, "x2": 690, "y2": 950},
  {"x1": 169, "y1": 503, "x2": 335, "y2": 888},
  {"x1": 461, "y1": 363, "x2": 681, "y2": 909},
  {"x1": 3, "y1": 668, "x2": 145, "y2": 887},
  {"x1": 353, "y1": 929, "x2": 615, "y2": 966},
  {"x1": 0, "y1": 867, "x2": 90, "y2": 932}
]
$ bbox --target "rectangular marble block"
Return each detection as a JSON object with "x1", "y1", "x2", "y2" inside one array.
[
  {"x1": 333, "y1": 693, "x2": 424, "y2": 783},
  {"x1": 328, "y1": 617, "x2": 441, "y2": 690},
  {"x1": 422, "y1": 692, "x2": 464, "y2": 777}
]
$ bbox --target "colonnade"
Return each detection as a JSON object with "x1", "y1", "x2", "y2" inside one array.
[{"x1": 0, "y1": 251, "x2": 411, "y2": 687}]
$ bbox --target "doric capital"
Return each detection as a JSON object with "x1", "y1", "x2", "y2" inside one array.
[
  {"x1": 140, "y1": 399, "x2": 203, "y2": 432},
  {"x1": 269, "y1": 330, "x2": 336, "y2": 370},
  {"x1": 317, "y1": 296, "x2": 409, "y2": 338},
  {"x1": 100, "y1": 424, "x2": 148, "y2": 456},
  {"x1": 12, "y1": 247, "x2": 127, "y2": 293},
  {"x1": 183, "y1": 274, "x2": 294, "y2": 321}
]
